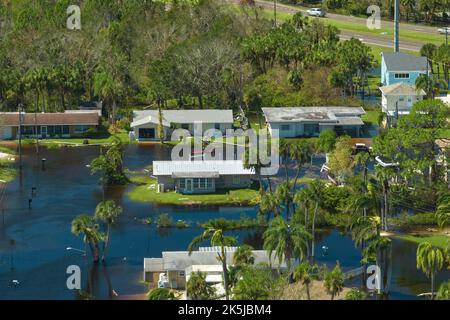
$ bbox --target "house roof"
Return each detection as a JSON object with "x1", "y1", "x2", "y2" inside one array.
[
  {"x1": 131, "y1": 109, "x2": 234, "y2": 128},
  {"x1": 144, "y1": 249, "x2": 286, "y2": 272},
  {"x1": 152, "y1": 160, "x2": 255, "y2": 177},
  {"x1": 262, "y1": 107, "x2": 365, "y2": 124},
  {"x1": 382, "y1": 52, "x2": 429, "y2": 72},
  {"x1": 379, "y1": 83, "x2": 426, "y2": 96},
  {"x1": 0, "y1": 111, "x2": 99, "y2": 126}
]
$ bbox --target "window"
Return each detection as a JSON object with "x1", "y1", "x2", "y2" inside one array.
[
  {"x1": 55, "y1": 126, "x2": 62, "y2": 135},
  {"x1": 194, "y1": 178, "x2": 200, "y2": 189},
  {"x1": 199, "y1": 179, "x2": 206, "y2": 189},
  {"x1": 233, "y1": 176, "x2": 241, "y2": 185},
  {"x1": 179, "y1": 271, "x2": 185, "y2": 277},
  {"x1": 394, "y1": 73, "x2": 409, "y2": 79},
  {"x1": 179, "y1": 179, "x2": 186, "y2": 189},
  {"x1": 215, "y1": 123, "x2": 221, "y2": 130},
  {"x1": 74, "y1": 125, "x2": 87, "y2": 134},
  {"x1": 62, "y1": 126, "x2": 70, "y2": 135},
  {"x1": 281, "y1": 124, "x2": 291, "y2": 131},
  {"x1": 399, "y1": 98, "x2": 404, "y2": 102},
  {"x1": 304, "y1": 123, "x2": 320, "y2": 136},
  {"x1": 206, "y1": 178, "x2": 213, "y2": 189}
]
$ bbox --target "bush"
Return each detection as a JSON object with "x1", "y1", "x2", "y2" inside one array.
[
  {"x1": 116, "y1": 118, "x2": 131, "y2": 131},
  {"x1": 83, "y1": 128, "x2": 98, "y2": 138},
  {"x1": 156, "y1": 213, "x2": 175, "y2": 228},
  {"x1": 176, "y1": 220, "x2": 190, "y2": 228}
]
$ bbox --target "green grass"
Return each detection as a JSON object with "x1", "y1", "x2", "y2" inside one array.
[
  {"x1": 395, "y1": 234, "x2": 450, "y2": 249},
  {"x1": 0, "y1": 146, "x2": 16, "y2": 155},
  {"x1": 19, "y1": 132, "x2": 132, "y2": 146},
  {"x1": 362, "y1": 110, "x2": 382, "y2": 126},
  {"x1": 127, "y1": 176, "x2": 261, "y2": 206},
  {"x1": 0, "y1": 159, "x2": 16, "y2": 183}
]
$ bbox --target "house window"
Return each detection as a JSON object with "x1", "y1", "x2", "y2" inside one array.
[
  {"x1": 179, "y1": 271, "x2": 185, "y2": 277},
  {"x1": 74, "y1": 125, "x2": 87, "y2": 133},
  {"x1": 394, "y1": 73, "x2": 409, "y2": 79},
  {"x1": 206, "y1": 178, "x2": 213, "y2": 189},
  {"x1": 179, "y1": 179, "x2": 186, "y2": 189},
  {"x1": 233, "y1": 176, "x2": 241, "y2": 185},
  {"x1": 281, "y1": 124, "x2": 291, "y2": 131},
  {"x1": 194, "y1": 178, "x2": 200, "y2": 189},
  {"x1": 62, "y1": 126, "x2": 70, "y2": 134},
  {"x1": 304, "y1": 123, "x2": 320, "y2": 136},
  {"x1": 215, "y1": 123, "x2": 221, "y2": 130}
]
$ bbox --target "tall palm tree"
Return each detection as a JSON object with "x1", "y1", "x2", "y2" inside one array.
[
  {"x1": 263, "y1": 216, "x2": 311, "y2": 272},
  {"x1": 71, "y1": 215, "x2": 104, "y2": 263},
  {"x1": 307, "y1": 180, "x2": 325, "y2": 263},
  {"x1": 415, "y1": 74, "x2": 447, "y2": 99},
  {"x1": 188, "y1": 219, "x2": 237, "y2": 300},
  {"x1": 436, "y1": 192, "x2": 450, "y2": 228},
  {"x1": 416, "y1": 242, "x2": 445, "y2": 299},
  {"x1": 94, "y1": 200, "x2": 123, "y2": 262},
  {"x1": 93, "y1": 66, "x2": 123, "y2": 125}
]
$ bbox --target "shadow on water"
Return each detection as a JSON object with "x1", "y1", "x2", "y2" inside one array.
[{"x1": 0, "y1": 144, "x2": 447, "y2": 300}]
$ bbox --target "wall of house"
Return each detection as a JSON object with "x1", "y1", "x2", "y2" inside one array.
[
  {"x1": 216, "y1": 175, "x2": 254, "y2": 189},
  {"x1": 0, "y1": 127, "x2": 12, "y2": 140},
  {"x1": 168, "y1": 270, "x2": 186, "y2": 289},
  {"x1": 2, "y1": 125, "x2": 95, "y2": 139},
  {"x1": 382, "y1": 94, "x2": 423, "y2": 114},
  {"x1": 156, "y1": 176, "x2": 176, "y2": 191}
]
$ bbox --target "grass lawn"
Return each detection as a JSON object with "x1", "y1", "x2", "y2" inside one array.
[
  {"x1": 18, "y1": 132, "x2": 132, "y2": 147},
  {"x1": 0, "y1": 165, "x2": 16, "y2": 183},
  {"x1": 395, "y1": 234, "x2": 450, "y2": 249},
  {"x1": 362, "y1": 110, "x2": 382, "y2": 126},
  {"x1": 127, "y1": 176, "x2": 261, "y2": 206}
]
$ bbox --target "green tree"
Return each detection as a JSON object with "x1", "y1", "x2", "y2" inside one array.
[
  {"x1": 293, "y1": 262, "x2": 316, "y2": 300},
  {"x1": 416, "y1": 242, "x2": 445, "y2": 299},
  {"x1": 324, "y1": 262, "x2": 345, "y2": 300},
  {"x1": 263, "y1": 216, "x2": 311, "y2": 272},
  {"x1": 436, "y1": 280, "x2": 450, "y2": 300},
  {"x1": 147, "y1": 288, "x2": 177, "y2": 300},
  {"x1": 71, "y1": 215, "x2": 104, "y2": 263},
  {"x1": 317, "y1": 129, "x2": 337, "y2": 154},
  {"x1": 186, "y1": 271, "x2": 217, "y2": 300},
  {"x1": 188, "y1": 219, "x2": 237, "y2": 300},
  {"x1": 345, "y1": 288, "x2": 367, "y2": 300},
  {"x1": 94, "y1": 200, "x2": 123, "y2": 262}
]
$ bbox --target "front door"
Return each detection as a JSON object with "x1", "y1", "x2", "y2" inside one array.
[
  {"x1": 41, "y1": 126, "x2": 47, "y2": 139},
  {"x1": 185, "y1": 179, "x2": 193, "y2": 193}
]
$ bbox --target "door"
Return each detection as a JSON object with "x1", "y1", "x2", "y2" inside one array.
[
  {"x1": 139, "y1": 128, "x2": 155, "y2": 140},
  {"x1": 185, "y1": 179, "x2": 193, "y2": 193},
  {"x1": 41, "y1": 126, "x2": 47, "y2": 139}
]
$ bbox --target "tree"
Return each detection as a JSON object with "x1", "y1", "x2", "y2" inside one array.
[
  {"x1": 188, "y1": 219, "x2": 237, "y2": 300},
  {"x1": 416, "y1": 242, "x2": 445, "y2": 299},
  {"x1": 317, "y1": 129, "x2": 337, "y2": 154},
  {"x1": 157, "y1": 106, "x2": 166, "y2": 143},
  {"x1": 147, "y1": 288, "x2": 177, "y2": 300},
  {"x1": 415, "y1": 74, "x2": 447, "y2": 99},
  {"x1": 324, "y1": 262, "x2": 344, "y2": 300},
  {"x1": 305, "y1": 179, "x2": 326, "y2": 263},
  {"x1": 93, "y1": 65, "x2": 123, "y2": 126},
  {"x1": 327, "y1": 136, "x2": 355, "y2": 185},
  {"x1": 186, "y1": 271, "x2": 216, "y2": 300},
  {"x1": 293, "y1": 262, "x2": 316, "y2": 300},
  {"x1": 232, "y1": 263, "x2": 284, "y2": 300},
  {"x1": 436, "y1": 281, "x2": 450, "y2": 300},
  {"x1": 94, "y1": 200, "x2": 123, "y2": 262},
  {"x1": 345, "y1": 288, "x2": 367, "y2": 300},
  {"x1": 71, "y1": 214, "x2": 104, "y2": 263},
  {"x1": 263, "y1": 216, "x2": 311, "y2": 272},
  {"x1": 233, "y1": 244, "x2": 255, "y2": 266}
]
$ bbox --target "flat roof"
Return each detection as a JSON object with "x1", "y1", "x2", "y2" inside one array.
[
  {"x1": 131, "y1": 109, "x2": 234, "y2": 127},
  {"x1": 153, "y1": 160, "x2": 255, "y2": 177},
  {"x1": 262, "y1": 107, "x2": 365, "y2": 123},
  {"x1": 0, "y1": 111, "x2": 99, "y2": 126}
]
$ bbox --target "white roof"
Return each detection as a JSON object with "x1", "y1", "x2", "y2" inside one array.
[
  {"x1": 379, "y1": 83, "x2": 426, "y2": 96},
  {"x1": 131, "y1": 109, "x2": 234, "y2": 127},
  {"x1": 262, "y1": 107, "x2": 365, "y2": 123},
  {"x1": 152, "y1": 160, "x2": 255, "y2": 177}
]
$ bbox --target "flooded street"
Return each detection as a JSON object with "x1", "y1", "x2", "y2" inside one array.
[{"x1": 0, "y1": 144, "x2": 448, "y2": 299}]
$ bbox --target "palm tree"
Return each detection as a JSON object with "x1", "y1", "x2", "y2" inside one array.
[
  {"x1": 147, "y1": 288, "x2": 177, "y2": 300},
  {"x1": 93, "y1": 66, "x2": 123, "y2": 126},
  {"x1": 307, "y1": 180, "x2": 325, "y2": 263},
  {"x1": 187, "y1": 271, "x2": 217, "y2": 300},
  {"x1": 415, "y1": 74, "x2": 447, "y2": 99},
  {"x1": 436, "y1": 280, "x2": 450, "y2": 300},
  {"x1": 263, "y1": 216, "x2": 311, "y2": 272},
  {"x1": 420, "y1": 43, "x2": 437, "y2": 71},
  {"x1": 294, "y1": 262, "x2": 315, "y2": 300},
  {"x1": 436, "y1": 193, "x2": 450, "y2": 228},
  {"x1": 324, "y1": 262, "x2": 344, "y2": 300},
  {"x1": 233, "y1": 245, "x2": 255, "y2": 266},
  {"x1": 416, "y1": 242, "x2": 445, "y2": 299},
  {"x1": 94, "y1": 200, "x2": 123, "y2": 262},
  {"x1": 188, "y1": 219, "x2": 237, "y2": 300},
  {"x1": 71, "y1": 215, "x2": 104, "y2": 263}
]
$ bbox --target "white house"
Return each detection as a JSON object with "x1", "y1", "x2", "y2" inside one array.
[
  {"x1": 379, "y1": 83, "x2": 425, "y2": 124},
  {"x1": 262, "y1": 107, "x2": 366, "y2": 138},
  {"x1": 152, "y1": 160, "x2": 255, "y2": 194},
  {"x1": 130, "y1": 109, "x2": 234, "y2": 141}
]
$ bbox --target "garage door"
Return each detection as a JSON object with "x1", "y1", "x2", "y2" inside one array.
[
  {"x1": 139, "y1": 128, "x2": 155, "y2": 139},
  {"x1": 0, "y1": 127, "x2": 12, "y2": 140}
]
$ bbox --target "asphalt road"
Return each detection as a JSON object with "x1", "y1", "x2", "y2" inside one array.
[{"x1": 232, "y1": 0, "x2": 447, "y2": 52}]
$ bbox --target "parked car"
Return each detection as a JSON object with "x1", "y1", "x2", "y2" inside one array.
[
  {"x1": 306, "y1": 8, "x2": 326, "y2": 17},
  {"x1": 438, "y1": 27, "x2": 450, "y2": 34}
]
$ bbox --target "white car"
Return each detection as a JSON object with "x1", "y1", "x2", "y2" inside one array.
[
  {"x1": 306, "y1": 8, "x2": 326, "y2": 17},
  {"x1": 438, "y1": 27, "x2": 450, "y2": 34}
]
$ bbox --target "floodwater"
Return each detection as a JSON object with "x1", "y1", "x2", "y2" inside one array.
[{"x1": 0, "y1": 144, "x2": 448, "y2": 300}]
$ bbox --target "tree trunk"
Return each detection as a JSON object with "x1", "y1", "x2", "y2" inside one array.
[
  {"x1": 311, "y1": 203, "x2": 318, "y2": 264},
  {"x1": 221, "y1": 246, "x2": 229, "y2": 300},
  {"x1": 306, "y1": 283, "x2": 311, "y2": 300},
  {"x1": 102, "y1": 224, "x2": 111, "y2": 262},
  {"x1": 431, "y1": 271, "x2": 436, "y2": 300}
]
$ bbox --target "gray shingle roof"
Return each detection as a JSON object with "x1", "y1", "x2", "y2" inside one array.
[
  {"x1": 382, "y1": 52, "x2": 429, "y2": 72},
  {"x1": 131, "y1": 109, "x2": 233, "y2": 127}
]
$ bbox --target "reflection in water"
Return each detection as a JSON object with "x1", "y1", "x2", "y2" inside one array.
[{"x1": 0, "y1": 144, "x2": 448, "y2": 300}]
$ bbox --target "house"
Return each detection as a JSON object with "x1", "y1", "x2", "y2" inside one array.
[
  {"x1": 143, "y1": 247, "x2": 287, "y2": 290},
  {"x1": 130, "y1": 109, "x2": 234, "y2": 141},
  {"x1": 381, "y1": 52, "x2": 429, "y2": 86},
  {"x1": 379, "y1": 83, "x2": 426, "y2": 124},
  {"x1": 152, "y1": 160, "x2": 255, "y2": 194},
  {"x1": 262, "y1": 107, "x2": 366, "y2": 138},
  {"x1": 0, "y1": 111, "x2": 99, "y2": 140}
]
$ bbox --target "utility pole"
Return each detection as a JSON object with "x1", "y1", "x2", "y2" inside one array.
[
  {"x1": 394, "y1": 0, "x2": 400, "y2": 52},
  {"x1": 273, "y1": 0, "x2": 277, "y2": 27},
  {"x1": 18, "y1": 103, "x2": 24, "y2": 172}
]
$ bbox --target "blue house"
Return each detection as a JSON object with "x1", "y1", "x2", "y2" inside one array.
[{"x1": 381, "y1": 52, "x2": 430, "y2": 86}]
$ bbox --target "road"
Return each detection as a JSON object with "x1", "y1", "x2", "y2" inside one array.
[{"x1": 232, "y1": 0, "x2": 446, "y2": 52}]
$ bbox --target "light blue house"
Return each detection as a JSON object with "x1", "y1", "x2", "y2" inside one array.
[{"x1": 381, "y1": 52, "x2": 429, "y2": 86}]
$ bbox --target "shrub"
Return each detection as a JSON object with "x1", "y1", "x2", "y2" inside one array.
[{"x1": 156, "y1": 213, "x2": 174, "y2": 228}]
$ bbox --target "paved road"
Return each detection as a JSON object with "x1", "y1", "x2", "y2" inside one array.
[{"x1": 232, "y1": 0, "x2": 446, "y2": 51}]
